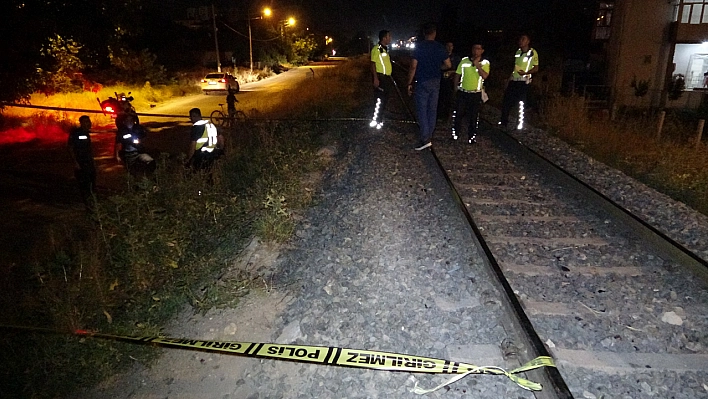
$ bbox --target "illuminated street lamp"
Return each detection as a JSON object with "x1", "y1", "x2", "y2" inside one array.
[
  {"x1": 280, "y1": 17, "x2": 296, "y2": 38},
  {"x1": 249, "y1": 8, "x2": 271, "y2": 72}
]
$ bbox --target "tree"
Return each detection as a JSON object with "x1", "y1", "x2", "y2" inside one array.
[
  {"x1": 37, "y1": 34, "x2": 86, "y2": 94},
  {"x1": 290, "y1": 36, "x2": 319, "y2": 65},
  {"x1": 108, "y1": 47, "x2": 167, "y2": 85}
]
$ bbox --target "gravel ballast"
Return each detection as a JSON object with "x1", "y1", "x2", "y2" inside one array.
[{"x1": 75, "y1": 115, "x2": 708, "y2": 398}]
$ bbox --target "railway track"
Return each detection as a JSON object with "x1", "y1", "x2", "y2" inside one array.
[{"x1": 429, "y1": 123, "x2": 708, "y2": 398}]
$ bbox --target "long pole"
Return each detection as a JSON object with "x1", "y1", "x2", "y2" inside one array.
[
  {"x1": 249, "y1": 19, "x2": 253, "y2": 72},
  {"x1": 212, "y1": 4, "x2": 221, "y2": 72}
]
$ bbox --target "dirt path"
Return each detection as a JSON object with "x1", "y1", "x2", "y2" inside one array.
[{"x1": 72, "y1": 238, "x2": 290, "y2": 399}]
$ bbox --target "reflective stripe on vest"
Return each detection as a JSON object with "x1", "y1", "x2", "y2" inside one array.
[
  {"x1": 512, "y1": 48, "x2": 535, "y2": 80},
  {"x1": 194, "y1": 120, "x2": 218, "y2": 153},
  {"x1": 372, "y1": 44, "x2": 392, "y2": 75},
  {"x1": 458, "y1": 57, "x2": 488, "y2": 92}
]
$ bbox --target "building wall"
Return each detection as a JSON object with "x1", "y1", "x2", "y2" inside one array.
[{"x1": 607, "y1": 0, "x2": 675, "y2": 107}]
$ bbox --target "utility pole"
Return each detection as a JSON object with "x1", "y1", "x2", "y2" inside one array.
[
  {"x1": 212, "y1": 4, "x2": 221, "y2": 72},
  {"x1": 249, "y1": 18, "x2": 253, "y2": 72}
]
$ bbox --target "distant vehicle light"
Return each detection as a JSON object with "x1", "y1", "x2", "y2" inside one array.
[
  {"x1": 201, "y1": 72, "x2": 239, "y2": 95},
  {"x1": 104, "y1": 106, "x2": 115, "y2": 113}
]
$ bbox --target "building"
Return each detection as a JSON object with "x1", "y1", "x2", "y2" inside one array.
[{"x1": 594, "y1": 0, "x2": 708, "y2": 108}]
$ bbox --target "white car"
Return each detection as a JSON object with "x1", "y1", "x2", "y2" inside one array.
[{"x1": 201, "y1": 72, "x2": 240, "y2": 94}]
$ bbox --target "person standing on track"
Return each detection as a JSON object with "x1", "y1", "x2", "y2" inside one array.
[
  {"x1": 438, "y1": 41, "x2": 461, "y2": 124},
  {"x1": 499, "y1": 34, "x2": 539, "y2": 131},
  {"x1": 369, "y1": 29, "x2": 394, "y2": 130},
  {"x1": 406, "y1": 23, "x2": 451, "y2": 151},
  {"x1": 452, "y1": 42, "x2": 490, "y2": 144}
]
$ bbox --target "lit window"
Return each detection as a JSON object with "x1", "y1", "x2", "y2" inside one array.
[
  {"x1": 680, "y1": 0, "x2": 708, "y2": 24},
  {"x1": 691, "y1": 4, "x2": 703, "y2": 23}
]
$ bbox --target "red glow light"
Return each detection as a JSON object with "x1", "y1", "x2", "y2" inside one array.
[
  {"x1": 0, "y1": 124, "x2": 67, "y2": 145},
  {"x1": 104, "y1": 106, "x2": 115, "y2": 113}
]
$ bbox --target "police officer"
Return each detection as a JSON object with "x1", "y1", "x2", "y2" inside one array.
[
  {"x1": 500, "y1": 34, "x2": 539, "y2": 131},
  {"x1": 369, "y1": 29, "x2": 394, "y2": 130},
  {"x1": 452, "y1": 43, "x2": 490, "y2": 144},
  {"x1": 68, "y1": 115, "x2": 96, "y2": 198},
  {"x1": 115, "y1": 114, "x2": 154, "y2": 175},
  {"x1": 188, "y1": 108, "x2": 224, "y2": 171},
  {"x1": 438, "y1": 41, "x2": 461, "y2": 123}
]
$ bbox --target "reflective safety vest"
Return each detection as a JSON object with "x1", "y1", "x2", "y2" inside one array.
[
  {"x1": 118, "y1": 126, "x2": 144, "y2": 154},
  {"x1": 456, "y1": 57, "x2": 490, "y2": 92},
  {"x1": 193, "y1": 120, "x2": 219, "y2": 153},
  {"x1": 371, "y1": 43, "x2": 392, "y2": 76},
  {"x1": 511, "y1": 48, "x2": 539, "y2": 81}
]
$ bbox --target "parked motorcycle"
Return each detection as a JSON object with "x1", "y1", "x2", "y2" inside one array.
[{"x1": 98, "y1": 92, "x2": 139, "y2": 128}]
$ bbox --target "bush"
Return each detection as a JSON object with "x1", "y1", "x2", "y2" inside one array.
[
  {"x1": 108, "y1": 47, "x2": 168, "y2": 85},
  {"x1": 36, "y1": 34, "x2": 86, "y2": 94},
  {"x1": 540, "y1": 95, "x2": 708, "y2": 215}
]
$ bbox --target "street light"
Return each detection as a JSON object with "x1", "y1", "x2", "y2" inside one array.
[
  {"x1": 280, "y1": 17, "x2": 296, "y2": 39},
  {"x1": 249, "y1": 8, "x2": 271, "y2": 72}
]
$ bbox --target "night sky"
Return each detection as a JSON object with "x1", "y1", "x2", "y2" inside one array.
[{"x1": 277, "y1": 0, "x2": 595, "y2": 53}]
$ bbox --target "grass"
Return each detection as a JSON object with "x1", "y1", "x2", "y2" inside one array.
[
  {"x1": 539, "y1": 95, "x2": 708, "y2": 215},
  {"x1": 0, "y1": 57, "x2": 370, "y2": 398}
]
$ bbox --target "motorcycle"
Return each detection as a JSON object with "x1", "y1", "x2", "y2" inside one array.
[{"x1": 98, "y1": 91, "x2": 139, "y2": 128}]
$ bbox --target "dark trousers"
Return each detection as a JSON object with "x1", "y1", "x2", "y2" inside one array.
[
  {"x1": 438, "y1": 76, "x2": 455, "y2": 121},
  {"x1": 453, "y1": 91, "x2": 482, "y2": 140},
  {"x1": 372, "y1": 73, "x2": 395, "y2": 124},
  {"x1": 500, "y1": 81, "x2": 530, "y2": 126},
  {"x1": 192, "y1": 149, "x2": 223, "y2": 172}
]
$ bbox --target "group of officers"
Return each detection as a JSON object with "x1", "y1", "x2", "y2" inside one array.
[
  {"x1": 69, "y1": 34, "x2": 539, "y2": 199},
  {"x1": 67, "y1": 107, "x2": 225, "y2": 201},
  {"x1": 369, "y1": 27, "x2": 539, "y2": 147}
]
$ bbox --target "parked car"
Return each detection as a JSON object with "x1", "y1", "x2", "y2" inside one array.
[{"x1": 201, "y1": 72, "x2": 239, "y2": 94}]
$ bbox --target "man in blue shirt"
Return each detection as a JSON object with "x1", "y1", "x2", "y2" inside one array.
[{"x1": 406, "y1": 23, "x2": 451, "y2": 150}]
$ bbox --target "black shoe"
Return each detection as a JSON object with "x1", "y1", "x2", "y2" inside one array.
[{"x1": 414, "y1": 141, "x2": 432, "y2": 151}]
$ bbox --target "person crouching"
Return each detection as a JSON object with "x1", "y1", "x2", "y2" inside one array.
[{"x1": 187, "y1": 108, "x2": 224, "y2": 171}]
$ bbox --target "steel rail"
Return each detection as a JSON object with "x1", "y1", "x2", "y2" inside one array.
[{"x1": 487, "y1": 124, "x2": 708, "y2": 281}]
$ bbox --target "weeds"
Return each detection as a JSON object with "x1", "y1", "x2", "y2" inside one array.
[
  {"x1": 0, "y1": 58, "x2": 368, "y2": 398},
  {"x1": 540, "y1": 95, "x2": 708, "y2": 215}
]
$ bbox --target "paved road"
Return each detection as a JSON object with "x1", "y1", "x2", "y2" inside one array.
[
  {"x1": 0, "y1": 63, "x2": 339, "y2": 271},
  {"x1": 139, "y1": 65, "x2": 332, "y2": 123}
]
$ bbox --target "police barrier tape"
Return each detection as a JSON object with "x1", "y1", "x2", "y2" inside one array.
[
  {"x1": 0, "y1": 102, "x2": 185, "y2": 119},
  {"x1": 2, "y1": 325, "x2": 554, "y2": 392},
  {"x1": 67, "y1": 328, "x2": 551, "y2": 393},
  {"x1": 1, "y1": 102, "x2": 417, "y2": 124}
]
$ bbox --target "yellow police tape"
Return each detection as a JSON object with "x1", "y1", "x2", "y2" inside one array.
[{"x1": 71, "y1": 329, "x2": 555, "y2": 393}]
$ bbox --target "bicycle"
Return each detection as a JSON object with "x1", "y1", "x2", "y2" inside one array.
[{"x1": 210, "y1": 103, "x2": 246, "y2": 128}]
